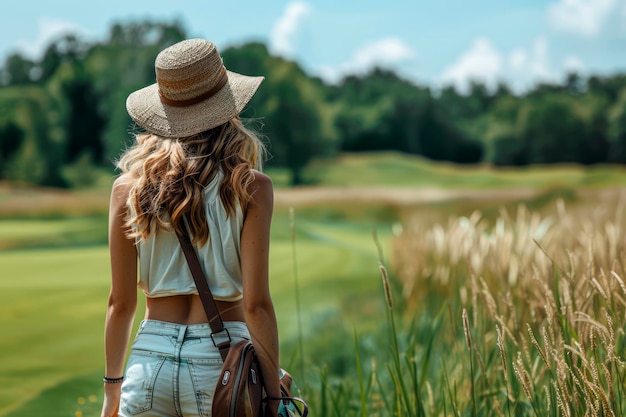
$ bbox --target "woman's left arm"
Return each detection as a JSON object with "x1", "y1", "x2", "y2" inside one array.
[
  {"x1": 240, "y1": 172, "x2": 281, "y2": 416},
  {"x1": 101, "y1": 177, "x2": 138, "y2": 417}
]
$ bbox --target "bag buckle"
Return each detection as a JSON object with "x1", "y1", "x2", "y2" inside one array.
[{"x1": 210, "y1": 327, "x2": 232, "y2": 348}]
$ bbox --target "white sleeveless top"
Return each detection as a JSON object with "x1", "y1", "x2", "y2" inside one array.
[{"x1": 136, "y1": 172, "x2": 244, "y2": 301}]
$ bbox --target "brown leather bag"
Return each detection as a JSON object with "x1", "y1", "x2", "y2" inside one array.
[
  {"x1": 177, "y1": 230, "x2": 308, "y2": 417},
  {"x1": 213, "y1": 340, "x2": 264, "y2": 417}
]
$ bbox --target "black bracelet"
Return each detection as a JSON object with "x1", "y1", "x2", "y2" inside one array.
[{"x1": 103, "y1": 375, "x2": 125, "y2": 383}]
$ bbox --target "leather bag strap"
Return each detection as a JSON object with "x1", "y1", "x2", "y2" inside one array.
[{"x1": 176, "y1": 228, "x2": 231, "y2": 361}]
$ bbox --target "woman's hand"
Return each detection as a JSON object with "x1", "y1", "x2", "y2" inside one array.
[{"x1": 101, "y1": 383, "x2": 122, "y2": 417}]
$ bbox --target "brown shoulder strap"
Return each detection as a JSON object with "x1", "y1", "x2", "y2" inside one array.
[{"x1": 176, "y1": 229, "x2": 231, "y2": 360}]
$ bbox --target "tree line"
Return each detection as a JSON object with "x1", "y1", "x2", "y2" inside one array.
[{"x1": 1, "y1": 20, "x2": 625, "y2": 187}]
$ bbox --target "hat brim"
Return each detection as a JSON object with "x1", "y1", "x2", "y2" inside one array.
[{"x1": 126, "y1": 71, "x2": 264, "y2": 138}]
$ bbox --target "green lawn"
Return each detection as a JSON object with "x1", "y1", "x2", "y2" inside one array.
[
  {"x1": 0, "y1": 214, "x2": 390, "y2": 416},
  {"x1": 0, "y1": 246, "x2": 111, "y2": 416},
  {"x1": 267, "y1": 151, "x2": 626, "y2": 188},
  {"x1": 0, "y1": 217, "x2": 108, "y2": 249}
]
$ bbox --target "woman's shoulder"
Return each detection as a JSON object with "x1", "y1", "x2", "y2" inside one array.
[
  {"x1": 249, "y1": 170, "x2": 273, "y2": 190},
  {"x1": 246, "y1": 170, "x2": 273, "y2": 207},
  {"x1": 108, "y1": 175, "x2": 135, "y2": 218},
  {"x1": 111, "y1": 174, "x2": 134, "y2": 199},
  {"x1": 111, "y1": 174, "x2": 135, "y2": 202}
]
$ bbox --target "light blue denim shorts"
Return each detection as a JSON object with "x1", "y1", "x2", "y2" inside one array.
[{"x1": 119, "y1": 319, "x2": 251, "y2": 417}]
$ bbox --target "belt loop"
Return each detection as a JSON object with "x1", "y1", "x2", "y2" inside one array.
[{"x1": 177, "y1": 325, "x2": 187, "y2": 344}]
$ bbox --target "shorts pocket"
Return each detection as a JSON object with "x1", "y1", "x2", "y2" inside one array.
[
  {"x1": 121, "y1": 351, "x2": 166, "y2": 415},
  {"x1": 187, "y1": 358, "x2": 223, "y2": 417}
]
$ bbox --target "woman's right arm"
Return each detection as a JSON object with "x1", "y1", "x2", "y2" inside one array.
[{"x1": 101, "y1": 177, "x2": 138, "y2": 417}]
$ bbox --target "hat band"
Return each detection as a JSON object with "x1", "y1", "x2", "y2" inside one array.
[{"x1": 158, "y1": 68, "x2": 228, "y2": 107}]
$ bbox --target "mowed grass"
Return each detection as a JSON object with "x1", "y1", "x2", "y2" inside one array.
[
  {"x1": 0, "y1": 217, "x2": 108, "y2": 250},
  {"x1": 0, "y1": 246, "x2": 111, "y2": 415},
  {"x1": 0, "y1": 213, "x2": 390, "y2": 417},
  {"x1": 266, "y1": 151, "x2": 626, "y2": 188}
]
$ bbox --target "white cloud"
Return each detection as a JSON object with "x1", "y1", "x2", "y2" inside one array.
[
  {"x1": 439, "y1": 36, "x2": 560, "y2": 94},
  {"x1": 15, "y1": 17, "x2": 88, "y2": 59},
  {"x1": 315, "y1": 37, "x2": 417, "y2": 84},
  {"x1": 529, "y1": 36, "x2": 551, "y2": 79},
  {"x1": 547, "y1": 0, "x2": 617, "y2": 37},
  {"x1": 439, "y1": 37, "x2": 502, "y2": 93},
  {"x1": 351, "y1": 38, "x2": 416, "y2": 68},
  {"x1": 506, "y1": 36, "x2": 558, "y2": 92},
  {"x1": 509, "y1": 36, "x2": 561, "y2": 91},
  {"x1": 508, "y1": 49, "x2": 528, "y2": 72},
  {"x1": 316, "y1": 65, "x2": 342, "y2": 84},
  {"x1": 564, "y1": 55, "x2": 585, "y2": 72},
  {"x1": 270, "y1": 1, "x2": 312, "y2": 57}
]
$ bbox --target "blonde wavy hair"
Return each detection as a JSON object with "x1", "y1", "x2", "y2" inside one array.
[{"x1": 117, "y1": 117, "x2": 266, "y2": 245}]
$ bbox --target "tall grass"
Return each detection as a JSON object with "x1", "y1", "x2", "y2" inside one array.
[
  {"x1": 301, "y1": 192, "x2": 626, "y2": 416},
  {"x1": 389, "y1": 194, "x2": 626, "y2": 415}
]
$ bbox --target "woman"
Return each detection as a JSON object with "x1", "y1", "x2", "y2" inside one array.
[{"x1": 101, "y1": 38, "x2": 280, "y2": 417}]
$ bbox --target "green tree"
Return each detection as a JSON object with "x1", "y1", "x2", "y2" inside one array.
[
  {"x1": 335, "y1": 68, "x2": 429, "y2": 152},
  {"x1": 588, "y1": 74, "x2": 626, "y2": 102},
  {"x1": 492, "y1": 134, "x2": 528, "y2": 166},
  {"x1": 436, "y1": 81, "x2": 496, "y2": 121},
  {"x1": 518, "y1": 97, "x2": 588, "y2": 164},
  {"x1": 223, "y1": 43, "x2": 329, "y2": 184},
  {"x1": 575, "y1": 94, "x2": 610, "y2": 164},
  {"x1": 86, "y1": 21, "x2": 186, "y2": 162},
  {"x1": 407, "y1": 99, "x2": 483, "y2": 163},
  {"x1": 1, "y1": 96, "x2": 65, "y2": 186},
  {"x1": 62, "y1": 77, "x2": 106, "y2": 163},
  {"x1": 2, "y1": 53, "x2": 36, "y2": 85},
  {"x1": 108, "y1": 20, "x2": 185, "y2": 49},
  {"x1": 607, "y1": 88, "x2": 626, "y2": 163},
  {"x1": 0, "y1": 121, "x2": 24, "y2": 178},
  {"x1": 38, "y1": 35, "x2": 88, "y2": 83},
  {"x1": 264, "y1": 62, "x2": 323, "y2": 185},
  {"x1": 335, "y1": 69, "x2": 482, "y2": 163}
]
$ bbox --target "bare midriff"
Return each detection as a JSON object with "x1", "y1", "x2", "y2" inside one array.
[{"x1": 145, "y1": 294, "x2": 245, "y2": 324}]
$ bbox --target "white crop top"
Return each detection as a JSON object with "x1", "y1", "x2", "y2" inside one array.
[{"x1": 136, "y1": 172, "x2": 244, "y2": 301}]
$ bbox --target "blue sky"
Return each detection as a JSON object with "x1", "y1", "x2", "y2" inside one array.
[{"x1": 3, "y1": 0, "x2": 626, "y2": 93}]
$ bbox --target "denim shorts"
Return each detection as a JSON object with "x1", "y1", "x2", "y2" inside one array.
[{"x1": 119, "y1": 319, "x2": 251, "y2": 417}]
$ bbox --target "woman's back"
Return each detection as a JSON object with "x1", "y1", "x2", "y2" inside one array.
[
  {"x1": 136, "y1": 171, "x2": 245, "y2": 301},
  {"x1": 101, "y1": 38, "x2": 280, "y2": 417}
]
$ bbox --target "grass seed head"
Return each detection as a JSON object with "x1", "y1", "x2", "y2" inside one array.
[
  {"x1": 512, "y1": 360, "x2": 533, "y2": 402},
  {"x1": 462, "y1": 308, "x2": 472, "y2": 351},
  {"x1": 379, "y1": 263, "x2": 393, "y2": 309},
  {"x1": 527, "y1": 323, "x2": 550, "y2": 369}
]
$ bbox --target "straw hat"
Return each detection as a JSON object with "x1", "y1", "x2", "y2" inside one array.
[{"x1": 126, "y1": 38, "x2": 264, "y2": 138}]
